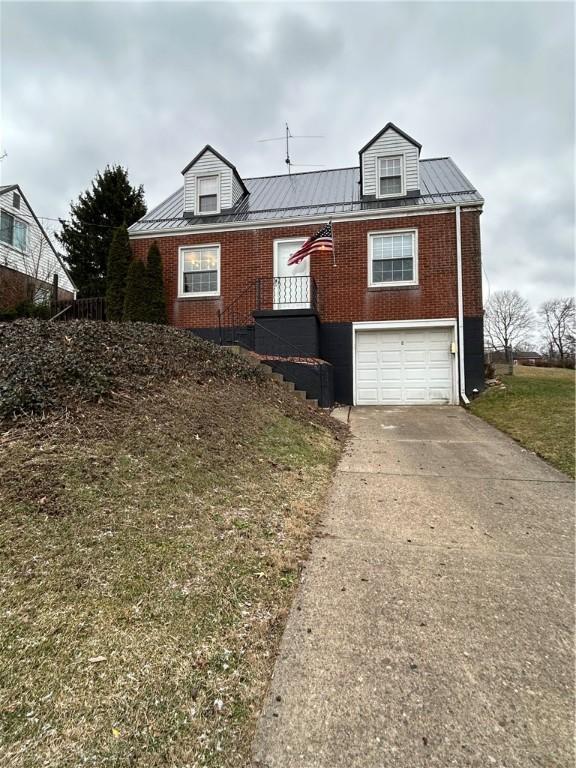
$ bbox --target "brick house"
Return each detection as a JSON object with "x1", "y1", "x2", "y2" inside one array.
[
  {"x1": 129, "y1": 123, "x2": 484, "y2": 406},
  {"x1": 0, "y1": 184, "x2": 76, "y2": 310}
]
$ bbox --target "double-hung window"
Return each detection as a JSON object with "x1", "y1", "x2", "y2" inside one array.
[
  {"x1": 378, "y1": 155, "x2": 403, "y2": 197},
  {"x1": 179, "y1": 245, "x2": 220, "y2": 297},
  {"x1": 196, "y1": 175, "x2": 219, "y2": 214},
  {"x1": 0, "y1": 210, "x2": 28, "y2": 251},
  {"x1": 369, "y1": 230, "x2": 417, "y2": 287}
]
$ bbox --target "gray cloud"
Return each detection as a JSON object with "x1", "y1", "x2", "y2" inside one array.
[{"x1": 1, "y1": 1, "x2": 574, "y2": 310}]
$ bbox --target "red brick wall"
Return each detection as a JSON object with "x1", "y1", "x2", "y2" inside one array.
[
  {"x1": 460, "y1": 209, "x2": 483, "y2": 318},
  {"x1": 130, "y1": 209, "x2": 483, "y2": 328},
  {"x1": 0, "y1": 265, "x2": 74, "y2": 310}
]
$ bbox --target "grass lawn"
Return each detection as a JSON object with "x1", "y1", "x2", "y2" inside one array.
[
  {"x1": 470, "y1": 365, "x2": 575, "y2": 477},
  {"x1": 0, "y1": 378, "x2": 344, "y2": 767}
]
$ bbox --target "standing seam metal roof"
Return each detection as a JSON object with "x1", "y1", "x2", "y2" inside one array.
[{"x1": 129, "y1": 158, "x2": 483, "y2": 233}]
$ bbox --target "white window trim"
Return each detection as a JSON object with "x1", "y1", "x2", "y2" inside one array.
[
  {"x1": 195, "y1": 173, "x2": 221, "y2": 215},
  {"x1": 0, "y1": 208, "x2": 29, "y2": 253},
  {"x1": 178, "y1": 243, "x2": 221, "y2": 299},
  {"x1": 368, "y1": 228, "x2": 418, "y2": 288},
  {"x1": 376, "y1": 154, "x2": 405, "y2": 199}
]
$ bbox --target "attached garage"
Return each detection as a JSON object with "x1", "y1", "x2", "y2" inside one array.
[{"x1": 354, "y1": 322, "x2": 458, "y2": 405}]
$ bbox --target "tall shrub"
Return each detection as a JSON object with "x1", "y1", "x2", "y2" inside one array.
[
  {"x1": 123, "y1": 259, "x2": 147, "y2": 322},
  {"x1": 145, "y1": 242, "x2": 167, "y2": 324},
  {"x1": 105, "y1": 226, "x2": 130, "y2": 321}
]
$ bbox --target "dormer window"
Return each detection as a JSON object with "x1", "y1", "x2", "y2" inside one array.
[
  {"x1": 378, "y1": 156, "x2": 404, "y2": 197},
  {"x1": 182, "y1": 145, "x2": 248, "y2": 218},
  {"x1": 196, "y1": 175, "x2": 219, "y2": 214},
  {"x1": 359, "y1": 124, "x2": 421, "y2": 199}
]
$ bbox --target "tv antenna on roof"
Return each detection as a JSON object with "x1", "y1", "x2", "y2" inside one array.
[{"x1": 258, "y1": 122, "x2": 324, "y2": 175}]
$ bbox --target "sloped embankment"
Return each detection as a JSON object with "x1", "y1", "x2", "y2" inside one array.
[{"x1": 0, "y1": 320, "x2": 345, "y2": 767}]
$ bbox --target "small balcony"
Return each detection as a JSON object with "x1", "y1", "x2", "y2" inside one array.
[
  {"x1": 218, "y1": 276, "x2": 319, "y2": 353},
  {"x1": 256, "y1": 276, "x2": 318, "y2": 313}
]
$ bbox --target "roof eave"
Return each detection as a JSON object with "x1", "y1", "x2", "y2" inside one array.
[{"x1": 128, "y1": 198, "x2": 483, "y2": 237}]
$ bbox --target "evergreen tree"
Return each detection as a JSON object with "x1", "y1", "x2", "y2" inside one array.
[
  {"x1": 145, "y1": 242, "x2": 167, "y2": 324},
  {"x1": 56, "y1": 166, "x2": 146, "y2": 297},
  {"x1": 123, "y1": 259, "x2": 147, "y2": 322},
  {"x1": 105, "y1": 226, "x2": 131, "y2": 321}
]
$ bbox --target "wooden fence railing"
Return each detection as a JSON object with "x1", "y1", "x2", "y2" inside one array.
[{"x1": 50, "y1": 297, "x2": 107, "y2": 321}]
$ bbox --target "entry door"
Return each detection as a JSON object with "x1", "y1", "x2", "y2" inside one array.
[
  {"x1": 273, "y1": 239, "x2": 310, "y2": 310},
  {"x1": 355, "y1": 327, "x2": 455, "y2": 405}
]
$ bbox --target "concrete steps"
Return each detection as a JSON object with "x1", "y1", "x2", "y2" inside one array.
[{"x1": 224, "y1": 344, "x2": 318, "y2": 409}]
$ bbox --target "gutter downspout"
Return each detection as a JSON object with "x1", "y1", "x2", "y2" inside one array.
[{"x1": 455, "y1": 205, "x2": 469, "y2": 404}]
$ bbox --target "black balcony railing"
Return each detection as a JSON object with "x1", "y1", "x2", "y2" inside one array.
[
  {"x1": 270, "y1": 275, "x2": 317, "y2": 310},
  {"x1": 218, "y1": 276, "x2": 318, "y2": 348},
  {"x1": 217, "y1": 276, "x2": 325, "y2": 405}
]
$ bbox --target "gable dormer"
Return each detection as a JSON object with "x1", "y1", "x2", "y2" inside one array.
[
  {"x1": 182, "y1": 145, "x2": 248, "y2": 217},
  {"x1": 359, "y1": 123, "x2": 421, "y2": 200}
]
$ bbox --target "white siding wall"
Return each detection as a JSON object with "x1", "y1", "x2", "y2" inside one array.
[
  {"x1": 0, "y1": 190, "x2": 75, "y2": 293},
  {"x1": 231, "y1": 173, "x2": 245, "y2": 206},
  {"x1": 361, "y1": 128, "x2": 420, "y2": 197},
  {"x1": 184, "y1": 150, "x2": 235, "y2": 213}
]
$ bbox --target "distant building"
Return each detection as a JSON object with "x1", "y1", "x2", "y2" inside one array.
[
  {"x1": 0, "y1": 184, "x2": 76, "y2": 310},
  {"x1": 514, "y1": 351, "x2": 542, "y2": 366}
]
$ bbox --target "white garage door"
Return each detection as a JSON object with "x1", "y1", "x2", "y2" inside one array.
[{"x1": 355, "y1": 327, "x2": 455, "y2": 405}]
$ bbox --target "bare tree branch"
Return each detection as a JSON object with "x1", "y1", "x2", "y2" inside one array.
[
  {"x1": 539, "y1": 297, "x2": 575, "y2": 361},
  {"x1": 484, "y1": 290, "x2": 534, "y2": 351}
]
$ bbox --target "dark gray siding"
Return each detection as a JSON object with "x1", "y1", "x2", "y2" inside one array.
[
  {"x1": 319, "y1": 323, "x2": 353, "y2": 405},
  {"x1": 464, "y1": 317, "x2": 485, "y2": 395}
]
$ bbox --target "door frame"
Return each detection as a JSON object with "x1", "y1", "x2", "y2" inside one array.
[
  {"x1": 273, "y1": 237, "x2": 310, "y2": 310},
  {"x1": 352, "y1": 318, "x2": 459, "y2": 406}
]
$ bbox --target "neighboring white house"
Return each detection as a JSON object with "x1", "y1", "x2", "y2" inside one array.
[{"x1": 0, "y1": 184, "x2": 76, "y2": 309}]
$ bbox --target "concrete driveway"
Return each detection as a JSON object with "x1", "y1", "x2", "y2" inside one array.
[{"x1": 253, "y1": 406, "x2": 575, "y2": 768}]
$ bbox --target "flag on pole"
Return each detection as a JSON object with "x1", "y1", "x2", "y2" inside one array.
[{"x1": 287, "y1": 223, "x2": 333, "y2": 265}]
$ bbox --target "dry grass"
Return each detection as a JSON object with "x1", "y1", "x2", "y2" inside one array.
[
  {"x1": 471, "y1": 365, "x2": 575, "y2": 477},
  {"x1": 513, "y1": 364, "x2": 575, "y2": 380},
  {"x1": 0, "y1": 377, "x2": 345, "y2": 767}
]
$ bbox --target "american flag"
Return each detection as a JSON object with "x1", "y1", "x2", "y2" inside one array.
[{"x1": 287, "y1": 223, "x2": 333, "y2": 265}]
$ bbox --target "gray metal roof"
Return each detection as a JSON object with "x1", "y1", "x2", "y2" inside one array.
[{"x1": 130, "y1": 157, "x2": 483, "y2": 233}]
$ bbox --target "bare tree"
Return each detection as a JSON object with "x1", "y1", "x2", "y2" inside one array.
[
  {"x1": 539, "y1": 297, "x2": 575, "y2": 362},
  {"x1": 484, "y1": 289, "x2": 534, "y2": 351},
  {"x1": 23, "y1": 224, "x2": 63, "y2": 302}
]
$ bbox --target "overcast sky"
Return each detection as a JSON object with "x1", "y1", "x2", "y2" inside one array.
[{"x1": 1, "y1": 1, "x2": 574, "y2": 309}]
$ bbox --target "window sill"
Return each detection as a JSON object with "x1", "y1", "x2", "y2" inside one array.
[
  {"x1": 368, "y1": 284, "x2": 419, "y2": 292},
  {"x1": 0, "y1": 240, "x2": 28, "y2": 255},
  {"x1": 177, "y1": 294, "x2": 220, "y2": 301},
  {"x1": 376, "y1": 191, "x2": 405, "y2": 200}
]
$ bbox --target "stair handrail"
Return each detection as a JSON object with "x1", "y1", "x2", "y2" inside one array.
[
  {"x1": 252, "y1": 318, "x2": 326, "y2": 406},
  {"x1": 49, "y1": 304, "x2": 72, "y2": 321},
  {"x1": 217, "y1": 278, "x2": 261, "y2": 345},
  {"x1": 218, "y1": 276, "x2": 320, "y2": 344}
]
